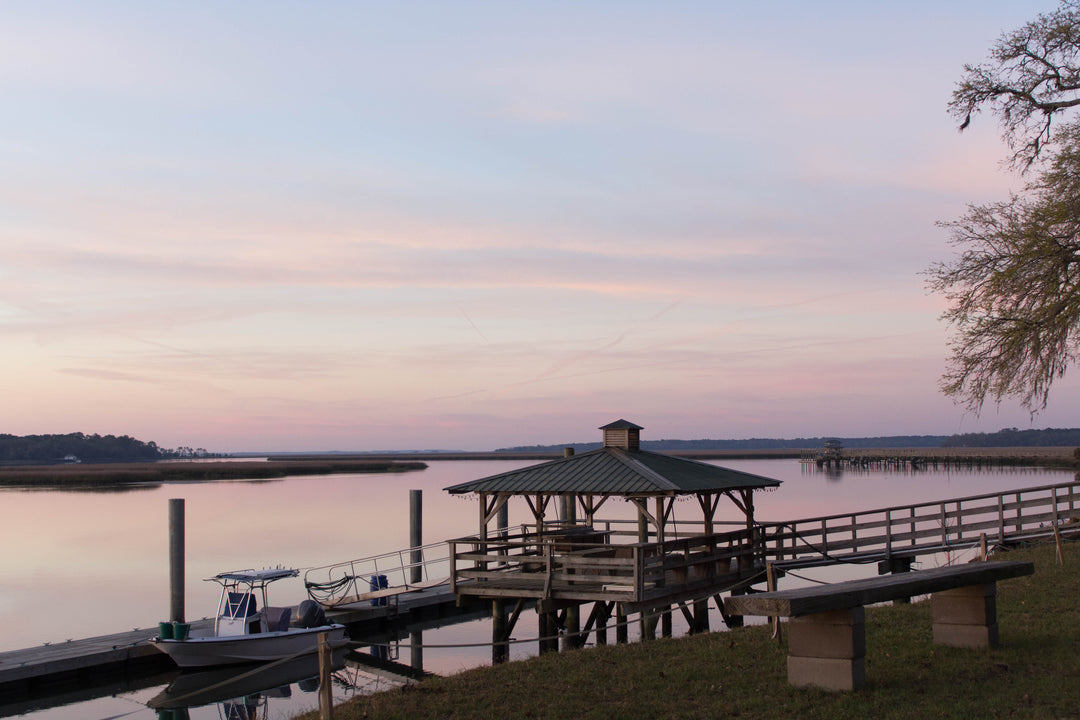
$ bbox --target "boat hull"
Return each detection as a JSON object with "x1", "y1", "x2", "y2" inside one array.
[{"x1": 150, "y1": 624, "x2": 347, "y2": 668}]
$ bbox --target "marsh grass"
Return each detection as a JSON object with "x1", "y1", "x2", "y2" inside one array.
[
  {"x1": 311, "y1": 541, "x2": 1080, "y2": 720},
  {"x1": 0, "y1": 459, "x2": 426, "y2": 486}
]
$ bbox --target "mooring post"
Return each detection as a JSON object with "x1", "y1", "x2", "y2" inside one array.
[
  {"x1": 411, "y1": 630, "x2": 424, "y2": 672},
  {"x1": 318, "y1": 631, "x2": 333, "y2": 720},
  {"x1": 169, "y1": 498, "x2": 185, "y2": 623},
  {"x1": 409, "y1": 489, "x2": 423, "y2": 584}
]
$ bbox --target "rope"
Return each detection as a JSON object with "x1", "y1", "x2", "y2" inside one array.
[{"x1": 305, "y1": 575, "x2": 355, "y2": 602}]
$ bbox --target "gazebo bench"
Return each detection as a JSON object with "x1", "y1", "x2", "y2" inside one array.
[{"x1": 723, "y1": 560, "x2": 1034, "y2": 691}]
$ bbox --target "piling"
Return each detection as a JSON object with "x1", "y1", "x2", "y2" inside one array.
[
  {"x1": 411, "y1": 630, "x2": 424, "y2": 672},
  {"x1": 492, "y1": 601, "x2": 508, "y2": 664},
  {"x1": 169, "y1": 498, "x2": 185, "y2": 623},
  {"x1": 409, "y1": 489, "x2": 422, "y2": 584},
  {"x1": 318, "y1": 631, "x2": 333, "y2": 720}
]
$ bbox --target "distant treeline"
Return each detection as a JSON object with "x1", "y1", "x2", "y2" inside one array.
[
  {"x1": 940, "y1": 427, "x2": 1080, "y2": 447},
  {"x1": 497, "y1": 427, "x2": 1080, "y2": 453},
  {"x1": 0, "y1": 433, "x2": 207, "y2": 464}
]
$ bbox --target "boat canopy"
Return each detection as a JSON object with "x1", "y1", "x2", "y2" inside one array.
[{"x1": 207, "y1": 569, "x2": 299, "y2": 585}]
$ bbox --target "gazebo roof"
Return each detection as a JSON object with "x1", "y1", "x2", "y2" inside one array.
[{"x1": 444, "y1": 445, "x2": 781, "y2": 496}]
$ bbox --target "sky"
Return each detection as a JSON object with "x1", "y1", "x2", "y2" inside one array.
[{"x1": 2, "y1": 1, "x2": 1078, "y2": 452}]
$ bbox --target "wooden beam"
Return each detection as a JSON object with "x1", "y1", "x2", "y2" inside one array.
[
  {"x1": 724, "y1": 561, "x2": 1034, "y2": 618},
  {"x1": 483, "y1": 494, "x2": 510, "y2": 527},
  {"x1": 723, "y1": 490, "x2": 747, "y2": 515},
  {"x1": 628, "y1": 498, "x2": 659, "y2": 528},
  {"x1": 697, "y1": 493, "x2": 721, "y2": 534}
]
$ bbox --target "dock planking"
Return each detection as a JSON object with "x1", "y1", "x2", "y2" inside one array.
[
  {"x1": 0, "y1": 621, "x2": 210, "y2": 699},
  {"x1": 0, "y1": 585, "x2": 479, "y2": 701}
]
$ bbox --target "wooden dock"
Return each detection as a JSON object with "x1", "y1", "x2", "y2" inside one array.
[
  {"x1": 0, "y1": 584, "x2": 482, "y2": 706},
  {"x1": 0, "y1": 622, "x2": 202, "y2": 703}
]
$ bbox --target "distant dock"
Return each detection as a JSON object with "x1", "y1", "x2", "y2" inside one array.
[{"x1": 800, "y1": 446, "x2": 1077, "y2": 470}]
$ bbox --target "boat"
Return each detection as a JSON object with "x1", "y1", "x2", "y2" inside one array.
[{"x1": 150, "y1": 568, "x2": 347, "y2": 668}]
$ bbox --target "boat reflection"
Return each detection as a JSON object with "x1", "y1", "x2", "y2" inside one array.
[{"x1": 147, "y1": 648, "x2": 347, "y2": 718}]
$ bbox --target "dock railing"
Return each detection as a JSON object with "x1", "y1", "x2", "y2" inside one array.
[
  {"x1": 448, "y1": 526, "x2": 764, "y2": 607},
  {"x1": 758, "y1": 479, "x2": 1080, "y2": 568},
  {"x1": 304, "y1": 524, "x2": 535, "y2": 607}
]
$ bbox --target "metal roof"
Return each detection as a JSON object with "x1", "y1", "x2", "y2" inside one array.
[{"x1": 444, "y1": 447, "x2": 781, "y2": 496}]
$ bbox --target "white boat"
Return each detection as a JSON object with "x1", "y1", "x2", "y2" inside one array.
[{"x1": 151, "y1": 568, "x2": 347, "y2": 668}]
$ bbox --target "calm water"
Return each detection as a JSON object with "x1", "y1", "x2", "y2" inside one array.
[{"x1": 2, "y1": 458, "x2": 1075, "y2": 719}]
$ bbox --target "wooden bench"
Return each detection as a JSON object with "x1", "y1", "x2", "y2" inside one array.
[{"x1": 723, "y1": 560, "x2": 1034, "y2": 691}]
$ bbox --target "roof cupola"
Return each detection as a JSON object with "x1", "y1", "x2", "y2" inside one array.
[{"x1": 600, "y1": 419, "x2": 643, "y2": 451}]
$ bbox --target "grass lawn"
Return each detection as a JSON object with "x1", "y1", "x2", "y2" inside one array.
[{"x1": 302, "y1": 541, "x2": 1080, "y2": 720}]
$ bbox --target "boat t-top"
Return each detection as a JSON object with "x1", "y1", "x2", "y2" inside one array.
[{"x1": 151, "y1": 568, "x2": 347, "y2": 668}]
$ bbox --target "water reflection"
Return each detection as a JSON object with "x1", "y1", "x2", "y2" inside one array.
[{"x1": 147, "y1": 650, "x2": 347, "y2": 717}]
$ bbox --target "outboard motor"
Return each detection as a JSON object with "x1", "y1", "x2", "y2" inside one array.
[{"x1": 295, "y1": 599, "x2": 327, "y2": 628}]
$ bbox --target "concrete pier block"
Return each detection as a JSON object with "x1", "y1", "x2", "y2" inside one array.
[
  {"x1": 931, "y1": 583, "x2": 999, "y2": 648},
  {"x1": 933, "y1": 622, "x2": 999, "y2": 648},
  {"x1": 786, "y1": 607, "x2": 865, "y2": 691},
  {"x1": 788, "y1": 656, "x2": 866, "y2": 692}
]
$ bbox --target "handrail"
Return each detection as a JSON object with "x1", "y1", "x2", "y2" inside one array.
[
  {"x1": 758, "y1": 479, "x2": 1080, "y2": 567},
  {"x1": 304, "y1": 524, "x2": 530, "y2": 607}
]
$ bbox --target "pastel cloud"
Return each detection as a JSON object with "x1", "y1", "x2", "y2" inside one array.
[{"x1": 2, "y1": 0, "x2": 1076, "y2": 452}]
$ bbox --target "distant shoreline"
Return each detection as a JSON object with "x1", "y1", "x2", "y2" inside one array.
[
  {"x1": 0, "y1": 458, "x2": 427, "y2": 486},
  {"x1": 0, "y1": 447, "x2": 1075, "y2": 486}
]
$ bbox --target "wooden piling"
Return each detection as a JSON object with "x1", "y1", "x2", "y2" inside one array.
[
  {"x1": 168, "y1": 498, "x2": 184, "y2": 624},
  {"x1": 318, "y1": 631, "x2": 333, "y2": 720},
  {"x1": 411, "y1": 630, "x2": 424, "y2": 672},
  {"x1": 492, "y1": 600, "x2": 508, "y2": 664},
  {"x1": 409, "y1": 489, "x2": 422, "y2": 584}
]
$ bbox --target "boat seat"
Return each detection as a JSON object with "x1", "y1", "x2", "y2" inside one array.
[{"x1": 264, "y1": 606, "x2": 292, "y2": 632}]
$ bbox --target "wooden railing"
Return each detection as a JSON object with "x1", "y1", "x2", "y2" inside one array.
[
  {"x1": 759, "y1": 480, "x2": 1080, "y2": 568},
  {"x1": 448, "y1": 527, "x2": 763, "y2": 605}
]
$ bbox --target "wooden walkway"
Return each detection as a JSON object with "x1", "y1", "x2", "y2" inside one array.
[{"x1": 0, "y1": 621, "x2": 209, "y2": 699}]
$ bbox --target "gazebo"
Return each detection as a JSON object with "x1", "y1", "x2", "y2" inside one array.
[{"x1": 444, "y1": 420, "x2": 781, "y2": 654}]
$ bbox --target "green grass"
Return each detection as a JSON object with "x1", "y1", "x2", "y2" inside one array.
[{"x1": 308, "y1": 541, "x2": 1080, "y2": 720}]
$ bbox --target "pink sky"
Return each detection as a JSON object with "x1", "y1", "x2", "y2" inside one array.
[{"x1": 2, "y1": 1, "x2": 1077, "y2": 452}]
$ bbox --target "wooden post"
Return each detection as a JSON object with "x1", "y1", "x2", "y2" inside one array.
[
  {"x1": 768, "y1": 562, "x2": 781, "y2": 641},
  {"x1": 563, "y1": 493, "x2": 580, "y2": 647},
  {"x1": 492, "y1": 600, "x2": 508, "y2": 664},
  {"x1": 616, "y1": 603, "x2": 628, "y2": 644},
  {"x1": 409, "y1": 489, "x2": 422, "y2": 584},
  {"x1": 318, "y1": 631, "x2": 333, "y2": 720},
  {"x1": 169, "y1": 498, "x2": 185, "y2": 624},
  {"x1": 410, "y1": 630, "x2": 423, "y2": 672}
]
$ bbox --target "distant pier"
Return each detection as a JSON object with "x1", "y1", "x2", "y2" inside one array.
[{"x1": 800, "y1": 446, "x2": 1077, "y2": 471}]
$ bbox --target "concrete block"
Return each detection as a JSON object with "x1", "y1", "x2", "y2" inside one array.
[
  {"x1": 933, "y1": 622, "x2": 999, "y2": 649},
  {"x1": 787, "y1": 655, "x2": 865, "y2": 691},
  {"x1": 931, "y1": 593, "x2": 996, "y2": 626},
  {"x1": 788, "y1": 615, "x2": 865, "y2": 659}
]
